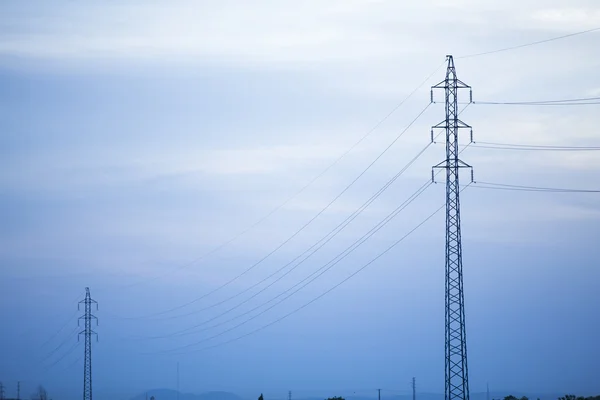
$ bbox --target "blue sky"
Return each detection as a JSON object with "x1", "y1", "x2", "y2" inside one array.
[{"x1": 1, "y1": 1, "x2": 599, "y2": 400}]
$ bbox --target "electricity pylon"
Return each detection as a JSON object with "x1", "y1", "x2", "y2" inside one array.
[
  {"x1": 431, "y1": 55, "x2": 473, "y2": 400},
  {"x1": 79, "y1": 288, "x2": 98, "y2": 400}
]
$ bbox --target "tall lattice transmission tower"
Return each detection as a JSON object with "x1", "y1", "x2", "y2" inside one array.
[
  {"x1": 79, "y1": 288, "x2": 98, "y2": 400},
  {"x1": 431, "y1": 55, "x2": 473, "y2": 400}
]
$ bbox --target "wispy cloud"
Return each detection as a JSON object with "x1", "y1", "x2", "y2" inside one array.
[{"x1": 1, "y1": 0, "x2": 598, "y2": 65}]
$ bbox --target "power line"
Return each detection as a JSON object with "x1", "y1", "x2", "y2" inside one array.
[
  {"x1": 139, "y1": 179, "x2": 433, "y2": 341},
  {"x1": 475, "y1": 141, "x2": 599, "y2": 149},
  {"x1": 128, "y1": 102, "x2": 474, "y2": 337},
  {"x1": 41, "y1": 325, "x2": 81, "y2": 362},
  {"x1": 132, "y1": 144, "x2": 430, "y2": 339},
  {"x1": 145, "y1": 179, "x2": 436, "y2": 354},
  {"x1": 471, "y1": 145, "x2": 600, "y2": 151},
  {"x1": 13, "y1": 294, "x2": 85, "y2": 378},
  {"x1": 458, "y1": 26, "x2": 600, "y2": 59},
  {"x1": 39, "y1": 309, "x2": 80, "y2": 350},
  {"x1": 469, "y1": 96, "x2": 600, "y2": 106},
  {"x1": 151, "y1": 185, "x2": 470, "y2": 355},
  {"x1": 130, "y1": 139, "x2": 436, "y2": 327},
  {"x1": 134, "y1": 155, "x2": 434, "y2": 339},
  {"x1": 437, "y1": 142, "x2": 600, "y2": 151},
  {"x1": 472, "y1": 141, "x2": 600, "y2": 150},
  {"x1": 145, "y1": 179, "x2": 431, "y2": 342},
  {"x1": 118, "y1": 102, "x2": 434, "y2": 320},
  {"x1": 472, "y1": 101, "x2": 600, "y2": 106},
  {"x1": 126, "y1": 100, "x2": 467, "y2": 338},
  {"x1": 122, "y1": 88, "x2": 471, "y2": 326},
  {"x1": 42, "y1": 341, "x2": 81, "y2": 373},
  {"x1": 121, "y1": 62, "x2": 446, "y2": 290},
  {"x1": 474, "y1": 96, "x2": 600, "y2": 105},
  {"x1": 472, "y1": 181, "x2": 600, "y2": 193},
  {"x1": 471, "y1": 185, "x2": 595, "y2": 193},
  {"x1": 11, "y1": 291, "x2": 83, "y2": 343},
  {"x1": 470, "y1": 144, "x2": 600, "y2": 151},
  {"x1": 64, "y1": 356, "x2": 82, "y2": 371}
]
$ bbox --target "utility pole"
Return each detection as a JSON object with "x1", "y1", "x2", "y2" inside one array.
[
  {"x1": 378, "y1": 389, "x2": 381, "y2": 400},
  {"x1": 17, "y1": 381, "x2": 20, "y2": 400},
  {"x1": 79, "y1": 287, "x2": 98, "y2": 400},
  {"x1": 288, "y1": 391, "x2": 292, "y2": 400},
  {"x1": 431, "y1": 55, "x2": 473, "y2": 400},
  {"x1": 486, "y1": 383, "x2": 489, "y2": 400},
  {"x1": 412, "y1": 378, "x2": 416, "y2": 400}
]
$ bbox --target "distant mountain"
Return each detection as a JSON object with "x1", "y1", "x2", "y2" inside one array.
[{"x1": 131, "y1": 389, "x2": 244, "y2": 400}]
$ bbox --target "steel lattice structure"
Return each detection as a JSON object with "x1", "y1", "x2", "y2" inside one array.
[
  {"x1": 431, "y1": 55, "x2": 472, "y2": 400},
  {"x1": 79, "y1": 288, "x2": 98, "y2": 400}
]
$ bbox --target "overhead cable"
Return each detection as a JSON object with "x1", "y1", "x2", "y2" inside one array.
[
  {"x1": 137, "y1": 178, "x2": 433, "y2": 341},
  {"x1": 118, "y1": 103, "x2": 434, "y2": 320},
  {"x1": 144, "y1": 179, "x2": 434, "y2": 352},
  {"x1": 145, "y1": 184, "x2": 469, "y2": 355},
  {"x1": 473, "y1": 181, "x2": 600, "y2": 193},
  {"x1": 458, "y1": 27, "x2": 600, "y2": 59},
  {"x1": 134, "y1": 142, "x2": 434, "y2": 324},
  {"x1": 120, "y1": 62, "x2": 446, "y2": 290}
]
